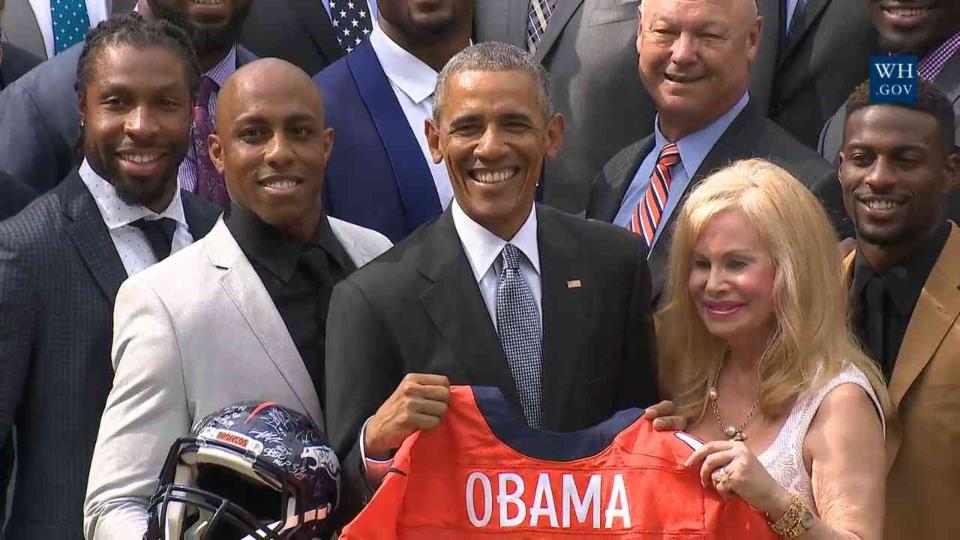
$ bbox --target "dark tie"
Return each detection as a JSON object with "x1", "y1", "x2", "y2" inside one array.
[
  {"x1": 863, "y1": 278, "x2": 889, "y2": 378},
  {"x1": 131, "y1": 217, "x2": 178, "y2": 262},
  {"x1": 329, "y1": 0, "x2": 373, "y2": 53},
  {"x1": 496, "y1": 244, "x2": 543, "y2": 429},
  {"x1": 786, "y1": 0, "x2": 808, "y2": 42},
  {"x1": 192, "y1": 77, "x2": 230, "y2": 209}
]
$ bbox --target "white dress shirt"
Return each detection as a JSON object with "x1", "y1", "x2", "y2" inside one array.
[
  {"x1": 360, "y1": 200, "x2": 542, "y2": 485},
  {"x1": 368, "y1": 20, "x2": 454, "y2": 209},
  {"x1": 79, "y1": 159, "x2": 193, "y2": 277},
  {"x1": 450, "y1": 200, "x2": 542, "y2": 328},
  {"x1": 27, "y1": 0, "x2": 109, "y2": 58}
]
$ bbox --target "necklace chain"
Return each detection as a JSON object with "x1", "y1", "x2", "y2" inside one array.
[{"x1": 708, "y1": 363, "x2": 760, "y2": 441}]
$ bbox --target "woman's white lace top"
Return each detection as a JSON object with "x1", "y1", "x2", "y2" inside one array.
[{"x1": 757, "y1": 364, "x2": 884, "y2": 511}]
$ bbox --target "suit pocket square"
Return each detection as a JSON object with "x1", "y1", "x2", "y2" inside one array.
[{"x1": 567, "y1": 280, "x2": 582, "y2": 289}]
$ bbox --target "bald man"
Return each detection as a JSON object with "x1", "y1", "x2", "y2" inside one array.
[
  {"x1": 84, "y1": 59, "x2": 391, "y2": 540},
  {"x1": 586, "y1": 0, "x2": 831, "y2": 305}
]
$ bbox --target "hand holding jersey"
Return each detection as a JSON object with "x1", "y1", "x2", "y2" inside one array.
[
  {"x1": 687, "y1": 441, "x2": 791, "y2": 517},
  {"x1": 364, "y1": 374, "x2": 452, "y2": 460}
]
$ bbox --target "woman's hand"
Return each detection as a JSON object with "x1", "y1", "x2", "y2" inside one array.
[
  {"x1": 684, "y1": 440, "x2": 791, "y2": 518},
  {"x1": 642, "y1": 400, "x2": 688, "y2": 431}
]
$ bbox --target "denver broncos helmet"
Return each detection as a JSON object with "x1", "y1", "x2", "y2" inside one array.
[{"x1": 145, "y1": 401, "x2": 340, "y2": 539}]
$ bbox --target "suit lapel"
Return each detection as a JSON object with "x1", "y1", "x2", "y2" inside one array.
[
  {"x1": 417, "y1": 211, "x2": 522, "y2": 411},
  {"x1": 889, "y1": 225, "x2": 960, "y2": 410},
  {"x1": 779, "y1": 0, "x2": 831, "y2": 66},
  {"x1": 537, "y1": 207, "x2": 589, "y2": 429},
  {"x1": 534, "y1": 0, "x2": 585, "y2": 62},
  {"x1": 206, "y1": 222, "x2": 323, "y2": 425},
  {"x1": 347, "y1": 41, "x2": 442, "y2": 232},
  {"x1": 284, "y1": 0, "x2": 346, "y2": 65},
  {"x1": 59, "y1": 171, "x2": 128, "y2": 304},
  {"x1": 599, "y1": 138, "x2": 654, "y2": 223}
]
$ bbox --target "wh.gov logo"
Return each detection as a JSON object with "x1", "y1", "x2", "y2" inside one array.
[{"x1": 870, "y1": 55, "x2": 918, "y2": 104}]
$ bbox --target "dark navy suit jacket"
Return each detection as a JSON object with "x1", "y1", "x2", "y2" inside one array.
[{"x1": 313, "y1": 40, "x2": 442, "y2": 243}]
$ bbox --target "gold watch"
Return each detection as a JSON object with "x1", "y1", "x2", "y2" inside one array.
[{"x1": 769, "y1": 493, "x2": 814, "y2": 537}]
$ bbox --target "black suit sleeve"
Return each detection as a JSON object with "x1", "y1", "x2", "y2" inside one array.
[
  {"x1": 0, "y1": 229, "x2": 39, "y2": 445},
  {"x1": 324, "y1": 278, "x2": 400, "y2": 525},
  {"x1": 619, "y1": 238, "x2": 659, "y2": 409}
]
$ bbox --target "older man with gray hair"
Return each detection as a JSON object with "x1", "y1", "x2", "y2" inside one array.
[
  {"x1": 586, "y1": 0, "x2": 832, "y2": 306},
  {"x1": 324, "y1": 41, "x2": 668, "y2": 523}
]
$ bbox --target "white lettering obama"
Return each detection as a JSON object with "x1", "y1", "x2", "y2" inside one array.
[{"x1": 464, "y1": 472, "x2": 631, "y2": 529}]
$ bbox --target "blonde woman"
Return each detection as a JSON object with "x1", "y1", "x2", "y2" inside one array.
[{"x1": 660, "y1": 159, "x2": 889, "y2": 539}]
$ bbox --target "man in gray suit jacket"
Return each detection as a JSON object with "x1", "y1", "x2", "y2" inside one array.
[
  {"x1": 0, "y1": 0, "x2": 134, "y2": 59},
  {"x1": 0, "y1": 0, "x2": 256, "y2": 212},
  {"x1": 474, "y1": 0, "x2": 655, "y2": 214},
  {"x1": 586, "y1": 0, "x2": 831, "y2": 305},
  {"x1": 0, "y1": 15, "x2": 221, "y2": 539},
  {"x1": 84, "y1": 59, "x2": 391, "y2": 539}
]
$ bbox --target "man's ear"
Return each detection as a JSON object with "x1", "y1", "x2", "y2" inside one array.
[
  {"x1": 208, "y1": 134, "x2": 226, "y2": 176},
  {"x1": 426, "y1": 118, "x2": 444, "y2": 164},
  {"x1": 544, "y1": 113, "x2": 565, "y2": 159},
  {"x1": 943, "y1": 150, "x2": 960, "y2": 193},
  {"x1": 78, "y1": 92, "x2": 87, "y2": 128}
]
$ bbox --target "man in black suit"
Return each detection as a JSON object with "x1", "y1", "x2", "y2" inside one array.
[
  {"x1": 325, "y1": 42, "x2": 660, "y2": 522},
  {"x1": 752, "y1": 0, "x2": 876, "y2": 149},
  {"x1": 240, "y1": 0, "x2": 351, "y2": 75},
  {"x1": 0, "y1": 0, "x2": 256, "y2": 214},
  {"x1": 586, "y1": 0, "x2": 830, "y2": 305},
  {"x1": 0, "y1": 14, "x2": 219, "y2": 539}
]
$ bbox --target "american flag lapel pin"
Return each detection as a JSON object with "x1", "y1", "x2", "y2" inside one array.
[{"x1": 566, "y1": 279, "x2": 582, "y2": 289}]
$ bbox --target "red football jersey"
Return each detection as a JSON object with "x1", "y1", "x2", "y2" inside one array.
[{"x1": 341, "y1": 386, "x2": 777, "y2": 539}]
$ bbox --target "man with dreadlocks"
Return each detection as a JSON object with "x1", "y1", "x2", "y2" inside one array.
[
  {"x1": 0, "y1": 0, "x2": 256, "y2": 213},
  {"x1": 0, "y1": 13, "x2": 220, "y2": 539}
]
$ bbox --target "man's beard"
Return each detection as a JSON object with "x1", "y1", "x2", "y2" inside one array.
[{"x1": 146, "y1": 0, "x2": 251, "y2": 54}]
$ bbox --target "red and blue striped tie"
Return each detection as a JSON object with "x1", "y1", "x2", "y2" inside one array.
[{"x1": 630, "y1": 143, "x2": 680, "y2": 248}]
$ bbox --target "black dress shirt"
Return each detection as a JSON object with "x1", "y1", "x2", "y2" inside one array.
[
  {"x1": 225, "y1": 204, "x2": 355, "y2": 396},
  {"x1": 851, "y1": 222, "x2": 949, "y2": 378}
]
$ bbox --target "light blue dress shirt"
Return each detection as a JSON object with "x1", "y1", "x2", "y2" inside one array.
[
  {"x1": 613, "y1": 92, "x2": 751, "y2": 249},
  {"x1": 321, "y1": 0, "x2": 378, "y2": 21}
]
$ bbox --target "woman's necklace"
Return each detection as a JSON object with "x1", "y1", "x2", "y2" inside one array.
[{"x1": 707, "y1": 363, "x2": 759, "y2": 441}]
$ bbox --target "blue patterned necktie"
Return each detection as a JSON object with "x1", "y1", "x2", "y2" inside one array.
[
  {"x1": 495, "y1": 244, "x2": 543, "y2": 429},
  {"x1": 51, "y1": 0, "x2": 91, "y2": 54}
]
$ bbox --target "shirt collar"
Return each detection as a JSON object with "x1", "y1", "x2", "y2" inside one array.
[
  {"x1": 852, "y1": 221, "x2": 950, "y2": 316},
  {"x1": 78, "y1": 159, "x2": 187, "y2": 231},
  {"x1": 653, "y1": 91, "x2": 751, "y2": 179},
  {"x1": 451, "y1": 200, "x2": 541, "y2": 284},
  {"x1": 205, "y1": 45, "x2": 238, "y2": 87},
  {"x1": 368, "y1": 20, "x2": 438, "y2": 104},
  {"x1": 224, "y1": 204, "x2": 352, "y2": 282}
]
